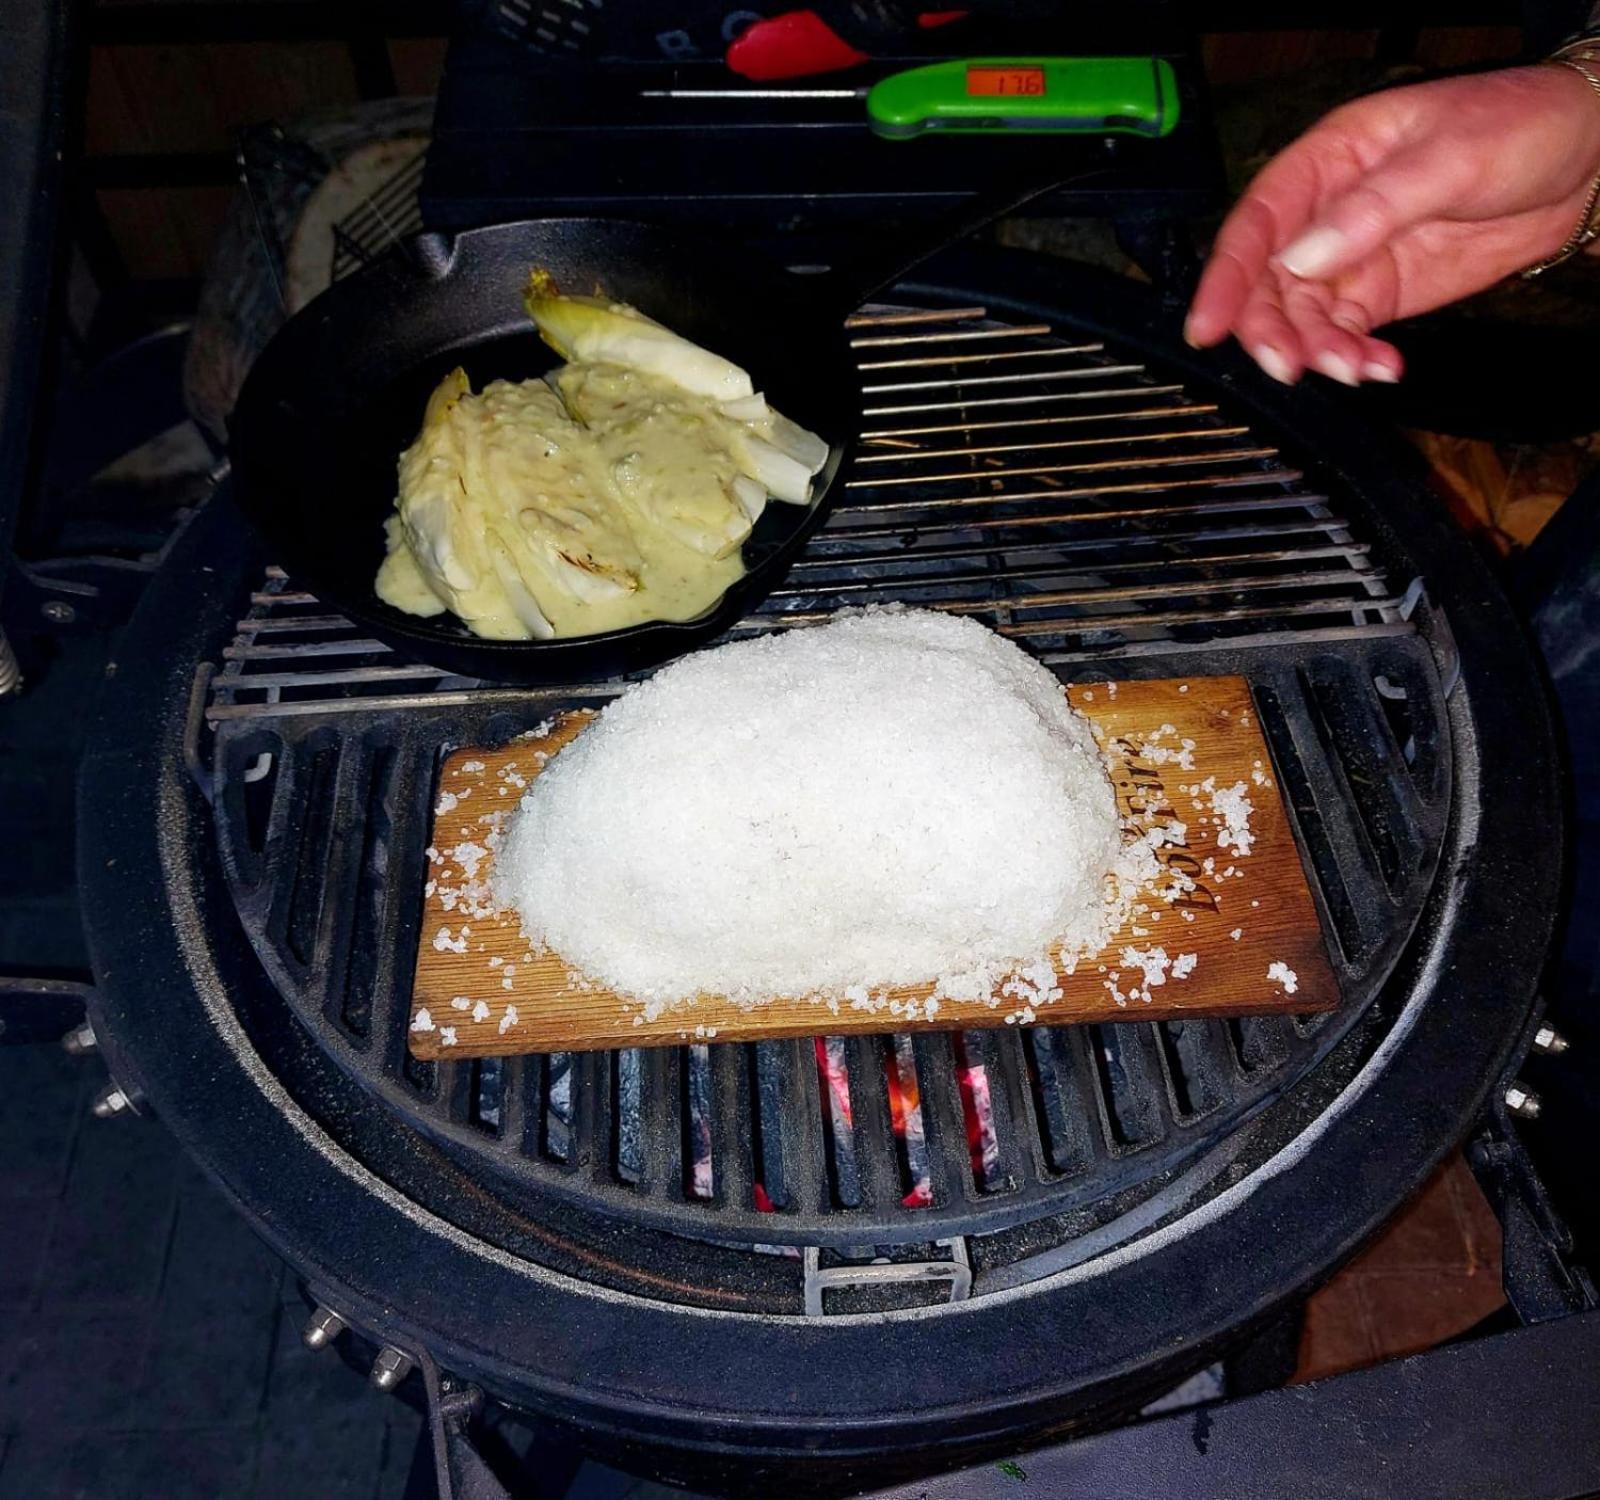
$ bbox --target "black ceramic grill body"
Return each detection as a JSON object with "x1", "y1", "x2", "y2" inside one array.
[{"x1": 80, "y1": 255, "x2": 1561, "y2": 1494}]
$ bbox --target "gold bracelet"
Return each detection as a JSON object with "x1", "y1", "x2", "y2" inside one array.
[{"x1": 1522, "y1": 54, "x2": 1600, "y2": 277}]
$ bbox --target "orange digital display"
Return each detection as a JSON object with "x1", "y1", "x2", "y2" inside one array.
[{"x1": 966, "y1": 65, "x2": 1046, "y2": 97}]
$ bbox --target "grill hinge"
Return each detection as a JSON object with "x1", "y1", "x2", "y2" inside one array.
[{"x1": 803, "y1": 1238, "x2": 972, "y2": 1317}]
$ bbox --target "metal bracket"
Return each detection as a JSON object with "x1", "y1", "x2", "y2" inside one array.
[
  {"x1": 417, "y1": 1346, "x2": 504, "y2": 1500},
  {"x1": 803, "y1": 1238, "x2": 972, "y2": 1317},
  {"x1": 0, "y1": 976, "x2": 93, "y2": 1044},
  {"x1": 181, "y1": 661, "x2": 217, "y2": 804},
  {"x1": 1399, "y1": 578, "x2": 1462, "y2": 698},
  {"x1": 1467, "y1": 1009, "x2": 1598, "y2": 1324}
]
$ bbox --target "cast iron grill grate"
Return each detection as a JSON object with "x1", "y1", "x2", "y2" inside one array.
[{"x1": 192, "y1": 304, "x2": 1450, "y2": 1258}]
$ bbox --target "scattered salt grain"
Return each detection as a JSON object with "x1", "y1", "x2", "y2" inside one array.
[
  {"x1": 1230, "y1": 928, "x2": 1243, "y2": 941},
  {"x1": 462, "y1": 759, "x2": 486, "y2": 773},
  {"x1": 450, "y1": 996, "x2": 471, "y2": 1011},
  {"x1": 1267, "y1": 961, "x2": 1299, "y2": 994},
  {"x1": 435, "y1": 790, "x2": 458, "y2": 815},
  {"x1": 410, "y1": 1007, "x2": 434, "y2": 1032},
  {"x1": 493, "y1": 610, "x2": 1143, "y2": 1009},
  {"x1": 472, "y1": 999, "x2": 491, "y2": 1022},
  {"x1": 499, "y1": 1005, "x2": 519, "y2": 1034},
  {"x1": 440, "y1": 1026, "x2": 458, "y2": 1047},
  {"x1": 1120, "y1": 945, "x2": 1172, "y2": 989},
  {"x1": 1171, "y1": 952, "x2": 1198, "y2": 979}
]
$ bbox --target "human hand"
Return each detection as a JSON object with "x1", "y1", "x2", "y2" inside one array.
[{"x1": 1184, "y1": 64, "x2": 1600, "y2": 385}]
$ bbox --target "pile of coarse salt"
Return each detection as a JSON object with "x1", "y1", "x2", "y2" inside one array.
[{"x1": 493, "y1": 609, "x2": 1148, "y2": 1016}]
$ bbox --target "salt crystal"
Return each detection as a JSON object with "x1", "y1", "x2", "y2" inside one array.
[
  {"x1": 1230, "y1": 928, "x2": 1242, "y2": 941},
  {"x1": 500, "y1": 1005, "x2": 519, "y2": 1034},
  {"x1": 435, "y1": 791, "x2": 458, "y2": 815},
  {"x1": 440, "y1": 1026, "x2": 458, "y2": 1046},
  {"x1": 1267, "y1": 961, "x2": 1299, "y2": 994},
  {"x1": 472, "y1": 999, "x2": 491, "y2": 1022},
  {"x1": 1171, "y1": 952, "x2": 1198, "y2": 979},
  {"x1": 462, "y1": 760, "x2": 486, "y2": 773},
  {"x1": 410, "y1": 1007, "x2": 435, "y2": 1032},
  {"x1": 1209, "y1": 781, "x2": 1255, "y2": 857},
  {"x1": 1120, "y1": 945, "x2": 1172, "y2": 989},
  {"x1": 450, "y1": 997, "x2": 471, "y2": 1011}
]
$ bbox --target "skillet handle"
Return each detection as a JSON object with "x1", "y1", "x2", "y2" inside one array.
[
  {"x1": 406, "y1": 230, "x2": 460, "y2": 281},
  {"x1": 807, "y1": 159, "x2": 1117, "y2": 317}
]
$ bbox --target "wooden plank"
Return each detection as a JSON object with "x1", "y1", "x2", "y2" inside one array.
[{"x1": 408, "y1": 676, "x2": 1338, "y2": 1058}]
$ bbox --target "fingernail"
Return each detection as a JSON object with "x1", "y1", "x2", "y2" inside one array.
[
  {"x1": 1315, "y1": 353, "x2": 1359, "y2": 387},
  {"x1": 1277, "y1": 226, "x2": 1346, "y2": 279},
  {"x1": 1254, "y1": 345, "x2": 1296, "y2": 385},
  {"x1": 1362, "y1": 361, "x2": 1400, "y2": 383}
]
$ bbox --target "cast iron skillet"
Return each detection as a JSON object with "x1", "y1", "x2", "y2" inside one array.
[{"x1": 230, "y1": 176, "x2": 1105, "y2": 683}]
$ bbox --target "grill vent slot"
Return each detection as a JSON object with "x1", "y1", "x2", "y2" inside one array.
[
  {"x1": 339, "y1": 745, "x2": 397, "y2": 1039},
  {"x1": 1254, "y1": 683, "x2": 1366, "y2": 960},
  {"x1": 1088, "y1": 1025, "x2": 1167, "y2": 1149},
  {"x1": 1157, "y1": 1019, "x2": 1230, "y2": 1119},
  {"x1": 1022, "y1": 1027, "x2": 1100, "y2": 1177},
  {"x1": 541, "y1": 1053, "x2": 573, "y2": 1163},
  {"x1": 614, "y1": 1049, "x2": 643, "y2": 1184},
  {"x1": 239, "y1": 740, "x2": 279, "y2": 859},
  {"x1": 284, "y1": 735, "x2": 337, "y2": 972},
  {"x1": 1301, "y1": 662, "x2": 1425, "y2": 894}
]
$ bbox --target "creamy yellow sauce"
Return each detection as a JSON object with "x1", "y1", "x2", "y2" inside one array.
[
  {"x1": 376, "y1": 365, "x2": 751, "y2": 640},
  {"x1": 557, "y1": 363, "x2": 750, "y2": 560}
]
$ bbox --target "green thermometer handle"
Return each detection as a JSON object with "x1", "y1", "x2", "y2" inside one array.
[{"x1": 866, "y1": 57, "x2": 1180, "y2": 140}]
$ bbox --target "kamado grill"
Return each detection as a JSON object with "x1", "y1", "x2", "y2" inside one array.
[{"x1": 67, "y1": 10, "x2": 1581, "y2": 1499}]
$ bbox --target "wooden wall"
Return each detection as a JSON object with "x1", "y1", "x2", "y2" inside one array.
[{"x1": 82, "y1": 4, "x2": 446, "y2": 285}]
